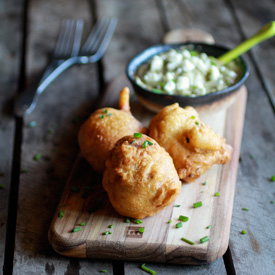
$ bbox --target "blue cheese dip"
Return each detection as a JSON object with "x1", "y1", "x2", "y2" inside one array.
[{"x1": 134, "y1": 47, "x2": 240, "y2": 96}]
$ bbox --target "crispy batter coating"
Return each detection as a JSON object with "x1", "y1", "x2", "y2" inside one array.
[
  {"x1": 102, "y1": 134, "x2": 181, "y2": 219},
  {"x1": 148, "y1": 103, "x2": 233, "y2": 182},
  {"x1": 78, "y1": 87, "x2": 147, "y2": 174}
]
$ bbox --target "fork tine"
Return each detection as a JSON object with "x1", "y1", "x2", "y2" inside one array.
[
  {"x1": 54, "y1": 19, "x2": 70, "y2": 57},
  {"x1": 71, "y1": 19, "x2": 84, "y2": 56},
  {"x1": 62, "y1": 20, "x2": 76, "y2": 57}
]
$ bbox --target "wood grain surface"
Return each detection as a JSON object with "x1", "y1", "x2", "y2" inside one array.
[{"x1": 48, "y1": 75, "x2": 247, "y2": 264}]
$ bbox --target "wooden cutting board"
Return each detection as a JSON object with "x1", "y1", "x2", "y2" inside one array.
[{"x1": 48, "y1": 75, "x2": 247, "y2": 264}]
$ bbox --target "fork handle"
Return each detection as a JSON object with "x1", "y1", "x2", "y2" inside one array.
[{"x1": 14, "y1": 59, "x2": 76, "y2": 117}]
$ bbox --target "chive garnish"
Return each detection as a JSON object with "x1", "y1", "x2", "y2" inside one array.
[
  {"x1": 72, "y1": 227, "x2": 82, "y2": 233},
  {"x1": 174, "y1": 205, "x2": 180, "y2": 207},
  {"x1": 134, "y1": 219, "x2": 143, "y2": 224},
  {"x1": 107, "y1": 113, "x2": 112, "y2": 116},
  {"x1": 140, "y1": 263, "x2": 156, "y2": 275},
  {"x1": 103, "y1": 109, "x2": 108, "y2": 113},
  {"x1": 241, "y1": 230, "x2": 247, "y2": 235},
  {"x1": 80, "y1": 222, "x2": 86, "y2": 226},
  {"x1": 109, "y1": 224, "x2": 114, "y2": 228},
  {"x1": 133, "y1": 133, "x2": 142, "y2": 138},
  {"x1": 168, "y1": 220, "x2": 172, "y2": 224},
  {"x1": 153, "y1": 88, "x2": 162, "y2": 94},
  {"x1": 71, "y1": 186, "x2": 80, "y2": 193},
  {"x1": 179, "y1": 215, "x2": 189, "y2": 222},
  {"x1": 206, "y1": 225, "x2": 212, "y2": 229},
  {"x1": 200, "y1": 236, "x2": 210, "y2": 243},
  {"x1": 250, "y1": 155, "x2": 255, "y2": 159},
  {"x1": 190, "y1": 51, "x2": 198, "y2": 56},
  {"x1": 142, "y1": 141, "x2": 149, "y2": 148},
  {"x1": 147, "y1": 140, "x2": 153, "y2": 146},
  {"x1": 191, "y1": 115, "x2": 195, "y2": 119},
  {"x1": 181, "y1": 237, "x2": 195, "y2": 245},
  {"x1": 214, "y1": 192, "x2": 220, "y2": 197},
  {"x1": 100, "y1": 115, "x2": 104, "y2": 119},
  {"x1": 0, "y1": 184, "x2": 6, "y2": 189},
  {"x1": 58, "y1": 211, "x2": 64, "y2": 218},
  {"x1": 195, "y1": 121, "x2": 199, "y2": 125},
  {"x1": 271, "y1": 201, "x2": 274, "y2": 204},
  {"x1": 139, "y1": 227, "x2": 144, "y2": 233},
  {"x1": 131, "y1": 139, "x2": 136, "y2": 144},
  {"x1": 242, "y1": 208, "x2": 249, "y2": 211},
  {"x1": 126, "y1": 219, "x2": 130, "y2": 223},
  {"x1": 33, "y1": 153, "x2": 41, "y2": 161},
  {"x1": 176, "y1": 222, "x2": 183, "y2": 228},
  {"x1": 103, "y1": 231, "x2": 112, "y2": 235},
  {"x1": 193, "y1": 201, "x2": 202, "y2": 208},
  {"x1": 271, "y1": 175, "x2": 275, "y2": 182},
  {"x1": 101, "y1": 270, "x2": 107, "y2": 273},
  {"x1": 202, "y1": 182, "x2": 207, "y2": 186}
]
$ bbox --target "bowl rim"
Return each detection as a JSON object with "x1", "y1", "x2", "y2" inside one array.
[{"x1": 126, "y1": 42, "x2": 250, "y2": 101}]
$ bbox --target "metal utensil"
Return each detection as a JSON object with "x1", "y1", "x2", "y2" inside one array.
[{"x1": 14, "y1": 17, "x2": 117, "y2": 116}]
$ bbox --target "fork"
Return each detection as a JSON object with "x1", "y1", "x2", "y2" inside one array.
[{"x1": 14, "y1": 17, "x2": 117, "y2": 117}]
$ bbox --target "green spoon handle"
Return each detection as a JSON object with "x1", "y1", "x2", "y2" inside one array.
[{"x1": 218, "y1": 21, "x2": 275, "y2": 64}]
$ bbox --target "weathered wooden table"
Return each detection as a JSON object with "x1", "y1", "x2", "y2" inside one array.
[{"x1": 1, "y1": 0, "x2": 275, "y2": 274}]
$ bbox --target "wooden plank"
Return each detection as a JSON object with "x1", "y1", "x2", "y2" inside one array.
[
  {"x1": 48, "y1": 75, "x2": 247, "y2": 265},
  {"x1": 13, "y1": 0, "x2": 113, "y2": 273},
  {"x1": 230, "y1": 0, "x2": 275, "y2": 106},
  {"x1": 0, "y1": 0, "x2": 23, "y2": 270}
]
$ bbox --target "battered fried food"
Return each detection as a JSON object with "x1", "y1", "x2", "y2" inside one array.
[
  {"x1": 78, "y1": 87, "x2": 147, "y2": 174},
  {"x1": 148, "y1": 103, "x2": 233, "y2": 182},
  {"x1": 102, "y1": 134, "x2": 181, "y2": 219}
]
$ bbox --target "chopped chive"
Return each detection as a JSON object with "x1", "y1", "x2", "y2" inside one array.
[
  {"x1": 48, "y1": 128, "x2": 54, "y2": 134},
  {"x1": 168, "y1": 220, "x2": 172, "y2": 224},
  {"x1": 271, "y1": 175, "x2": 275, "y2": 182},
  {"x1": 174, "y1": 205, "x2": 181, "y2": 207},
  {"x1": 103, "y1": 109, "x2": 108, "y2": 113},
  {"x1": 72, "y1": 227, "x2": 82, "y2": 233},
  {"x1": 193, "y1": 201, "x2": 202, "y2": 208},
  {"x1": 242, "y1": 208, "x2": 249, "y2": 211},
  {"x1": 142, "y1": 141, "x2": 149, "y2": 148},
  {"x1": 131, "y1": 139, "x2": 136, "y2": 144},
  {"x1": 80, "y1": 222, "x2": 86, "y2": 226},
  {"x1": 109, "y1": 224, "x2": 114, "y2": 228},
  {"x1": 107, "y1": 113, "x2": 112, "y2": 116},
  {"x1": 100, "y1": 270, "x2": 107, "y2": 273},
  {"x1": 200, "y1": 191, "x2": 204, "y2": 193},
  {"x1": 195, "y1": 121, "x2": 199, "y2": 125},
  {"x1": 250, "y1": 155, "x2": 255, "y2": 159},
  {"x1": 140, "y1": 263, "x2": 156, "y2": 275},
  {"x1": 200, "y1": 236, "x2": 210, "y2": 243},
  {"x1": 139, "y1": 227, "x2": 144, "y2": 233},
  {"x1": 134, "y1": 219, "x2": 143, "y2": 224},
  {"x1": 176, "y1": 222, "x2": 183, "y2": 228},
  {"x1": 58, "y1": 211, "x2": 64, "y2": 218},
  {"x1": 210, "y1": 60, "x2": 217, "y2": 66},
  {"x1": 71, "y1": 186, "x2": 80, "y2": 193},
  {"x1": 179, "y1": 215, "x2": 189, "y2": 222},
  {"x1": 33, "y1": 153, "x2": 41, "y2": 161},
  {"x1": 0, "y1": 184, "x2": 6, "y2": 189},
  {"x1": 28, "y1": 121, "x2": 37, "y2": 128},
  {"x1": 153, "y1": 88, "x2": 163, "y2": 94},
  {"x1": 241, "y1": 230, "x2": 247, "y2": 235},
  {"x1": 206, "y1": 225, "x2": 212, "y2": 229},
  {"x1": 103, "y1": 231, "x2": 112, "y2": 235},
  {"x1": 202, "y1": 182, "x2": 207, "y2": 186},
  {"x1": 126, "y1": 219, "x2": 130, "y2": 223},
  {"x1": 214, "y1": 192, "x2": 220, "y2": 197},
  {"x1": 190, "y1": 51, "x2": 198, "y2": 56},
  {"x1": 191, "y1": 115, "x2": 195, "y2": 119},
  {"x1": 271, "y1": 201, "x2": 274, "y2": 204},
  {"x1": 100, "y1": 115, "x2": 104, "y2": 119},
  {"x1": 181, "y1": 237, "x2": 195, "y2": 245},
  {"x1": 133, "y1": 133, "x2": 142, "y2": 138},
  {"x1": 147, "y1": 140, "x2": 153, "y2": 146}
]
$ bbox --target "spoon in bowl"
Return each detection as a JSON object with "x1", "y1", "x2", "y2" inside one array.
[{"x1": 218, "y1": 21, "x2": 275, "y2": 64}]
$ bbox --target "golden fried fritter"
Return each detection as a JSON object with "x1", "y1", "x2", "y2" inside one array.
[
  {"x1": 78, "y1": 87, "x2": 147, "y2": 174},
  {"x1": 102, "y1": 134, "x2": 181, "y2": 219},
  {"x1": 148, "y1": 103, "x2": 232, "y2": 182}
]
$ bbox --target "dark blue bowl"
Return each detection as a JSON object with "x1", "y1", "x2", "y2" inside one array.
[{"x1": 126, "y1": 43, "x2": 249, "y2": 111}]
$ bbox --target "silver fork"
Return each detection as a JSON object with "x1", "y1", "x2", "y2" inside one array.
[{"x1": 14, "y1": 17, "x2": 117, "y2": 117}]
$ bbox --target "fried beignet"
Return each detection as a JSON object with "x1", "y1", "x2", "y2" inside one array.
[
  {"x1": 102, "y1": 134, "x2": 181, "y2": 219},
  {"x1": 148, "y1": 103, "x2": 233, "y2": 182},
  {"x1": 78, "y1": 87, "x2": 147, "y2": 174}
]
